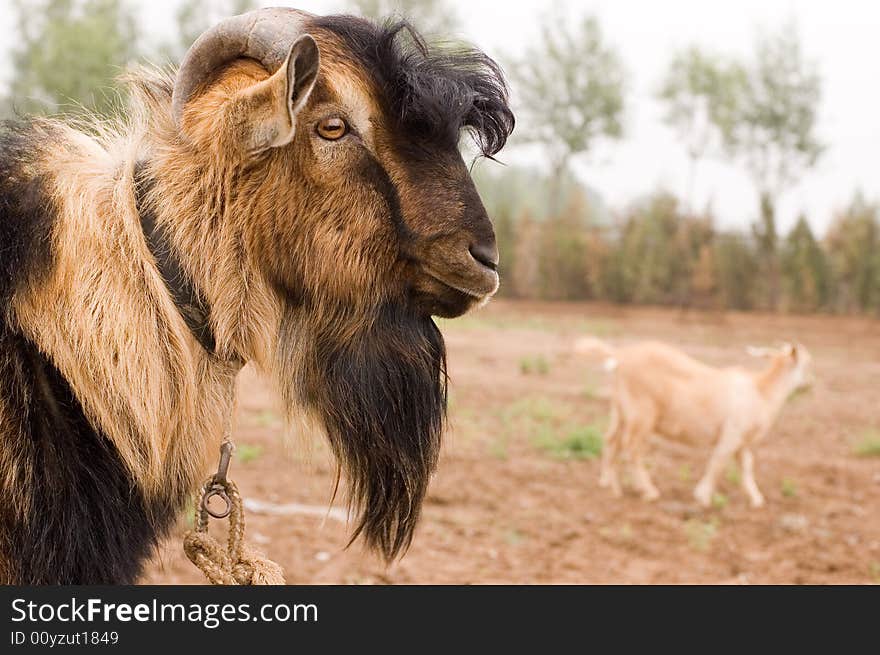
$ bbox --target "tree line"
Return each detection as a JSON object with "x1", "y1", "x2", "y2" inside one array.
[{"x1": 484, "y1": 179, "x2": 879, "y2": 314}]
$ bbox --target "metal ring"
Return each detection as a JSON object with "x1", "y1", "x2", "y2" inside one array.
[{"x1": 202, "y1": 488, "x2": 232, "y2": 519}]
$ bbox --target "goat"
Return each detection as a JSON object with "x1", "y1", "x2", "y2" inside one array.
[
  {"x1": 0, "y1": 8, "x2": 514, "y2": 584},
  {"x1": 575, "y1": 338, "x2": 812, "y2": 507}
]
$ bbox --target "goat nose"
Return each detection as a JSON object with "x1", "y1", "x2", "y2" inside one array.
[{"x1": 469, "y1": 241, "x2": 499, "y2": 271}]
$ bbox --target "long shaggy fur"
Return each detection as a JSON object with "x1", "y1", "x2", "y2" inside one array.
[
  {"x1": 277, "y1": 302, "x2": 446, "y2": 560},
  {"x1": 0, "y1": 123, "x2": 55, "y2": 307},
  {"x1": 0, "y1": 11, "x2": 512, "y2": 583},
  {"x1": 0, "y1": 321, "x2": 179, "y2": 584},
  {"x1": 0, "y1": 118, "x2": 237, "y2": 583}
]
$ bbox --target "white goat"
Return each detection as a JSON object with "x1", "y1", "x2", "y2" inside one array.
[{"x1": 575, "y1": 338, "x2": 812, "y2": 507}]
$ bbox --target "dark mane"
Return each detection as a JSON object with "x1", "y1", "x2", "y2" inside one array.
[{"x1": 312, "y1": 15, "x2": 515, "y2": 157}]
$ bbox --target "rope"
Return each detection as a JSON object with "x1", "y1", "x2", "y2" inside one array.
[
  {"x1": 184, "y1": 394, "x2": 285, "y2": 584},
  {"x1": 184, "y1": 476, "x2": 286, "y2": 585}
]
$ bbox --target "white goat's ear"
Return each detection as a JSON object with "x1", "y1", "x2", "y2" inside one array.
[{"x1": 237, "y1": 35, "x2": 319, "y2": 154}]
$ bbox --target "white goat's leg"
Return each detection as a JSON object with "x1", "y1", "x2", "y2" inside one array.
[
  {"x1": 631, "y1": 427, "x2": 660, "y2": 501},
  {"x1": 739, "y1": 448, "x2": 765, "y2": 508},
  {"x1": 694, "y1": 423, "x2": 742, "y2": 507},
  {"x1": 599, "y1": 406, "x2": 622, "y2": 496}
]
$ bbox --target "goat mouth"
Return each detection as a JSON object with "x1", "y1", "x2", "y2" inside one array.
[{"x1": 423, "y1": 266, "x2": 499, "y2": 300}]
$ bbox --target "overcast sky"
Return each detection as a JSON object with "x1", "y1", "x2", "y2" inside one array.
[{"x1": 1, "y1": 0, "x2": 878, "y2": 233}]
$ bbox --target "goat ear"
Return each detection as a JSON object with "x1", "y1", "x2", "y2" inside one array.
[
  {"x1": 286, "y1": 35, "x2": 320, "y2": 119},
  {"x1": 238, "y1": 35, "x2": 319, "y2": 154}
]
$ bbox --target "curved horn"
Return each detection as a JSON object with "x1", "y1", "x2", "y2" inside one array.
[{"x1": 171, "y1": 7, "x2": 314, "y2": 127}]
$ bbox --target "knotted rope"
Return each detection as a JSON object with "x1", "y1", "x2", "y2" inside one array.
[{"x1": 184, "y1": 442, "x2": 285, "y2": 585}]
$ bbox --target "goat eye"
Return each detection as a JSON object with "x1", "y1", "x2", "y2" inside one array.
[{"x1": 316, "y1": 117, "x2": 348, "y2": 140}]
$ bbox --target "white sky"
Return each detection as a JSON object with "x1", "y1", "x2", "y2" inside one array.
[{"x1": 1, "y1": 0, "x2": 879, "y2": 233}]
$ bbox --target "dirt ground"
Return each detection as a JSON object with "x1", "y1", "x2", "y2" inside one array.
[{"x1": 143, "y1": 300, "x2": 880, "y2": 584}]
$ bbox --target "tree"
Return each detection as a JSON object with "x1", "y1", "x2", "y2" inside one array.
[
  {"x1": 491, "y1": 205, "x2": 517, "y2": 296},
  {"x1": 166, "y1": 0, "x2": 258, "y2": 61},
  {"x1": 781, "y1": 215, "x2": 831, "y2": 311},
  {"x1": 510, "y1": 13, "x2": 626, "y2": 213},
  {"x1": 535, "y1": 190, "x2": 593, "y2": 300},
  {"x1": 721, "y1": 24, "x2": 824, "y2": 310},
  {"x1": 658, "y1": 46, "x2": 744, "y2": 211},
  {"x1": 825, "y1": 195, "x2": 880, "y2": 313},
  {"x1": 7, "y1": 0, "x2": 140, "y2": 118},
  {"x1": 675, "y1": 213, "x2": 716, "y2": 309},
  {"x1": 689, "y1": 243, "x2": 718, "y2": 311},
  {"x1": 509, "y1": 211, "x2": 541, "y2": 298},
  {"x1": 349, "y1": 0, "x2": 460, "y2": 36},
  {"x1": 751, "y1": 193, "x2": 781, "y2": 310},
  {"x1": 612, "y1": 193, "x2": 693, "y2": 305},
  {"x1": 713, "y1": 233, "x2": 759, "y2": 311}
]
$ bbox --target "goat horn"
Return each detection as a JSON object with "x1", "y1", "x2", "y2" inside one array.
[{"x1": 171, "y1": 7, "x2": 314, "y2": 127}]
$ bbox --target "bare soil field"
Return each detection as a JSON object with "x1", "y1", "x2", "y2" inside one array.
[{"x1": 143, "y1": 300, "x2": 880, "y2": 584}]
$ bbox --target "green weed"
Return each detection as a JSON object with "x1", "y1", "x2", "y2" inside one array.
[
  {"x1": 725, "y1": 464, "x2": 741, "y2": 485},
  {"x1": 519, "y1": 355, "x2": 550, "y2": 375},
  {"x1": 711, "y1": 492, "x2": 728, "y2": 509},
  {"x1": 781, "y1": 478, "x2": 798, "y2": 498},
  {"x1": 684, "y1": 518, "x2": 719, "y2": 552},
  {"x1": 536, "y1": 425, "x2": 604, "y2": 461},
  {"x1": 854, "y1": 430, "x2": 880, "y2": 457},
  {"x1": 236, "y1": 443, "x2": 264, "y2": 463}
]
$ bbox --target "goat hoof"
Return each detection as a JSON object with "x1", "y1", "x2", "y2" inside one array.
[
  {"x1": 599, "y1": 474, "x2": 621, "y2": 496},
  {"x1": 693, "y1": 487, "x2": 712, "y2": 507}
]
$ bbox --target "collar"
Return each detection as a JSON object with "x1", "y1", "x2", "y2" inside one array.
[{"x1": 134, "y1": 162, "x2": 218, "y2": 357}]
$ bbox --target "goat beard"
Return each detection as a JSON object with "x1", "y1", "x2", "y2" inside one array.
[{"x1": 275, "y1": 301, "x2": 446, "y2": 561}]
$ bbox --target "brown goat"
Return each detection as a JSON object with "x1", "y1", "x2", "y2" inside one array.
[{"x1": 0, "y1": 8, "x2": 513, "y2": 583}]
